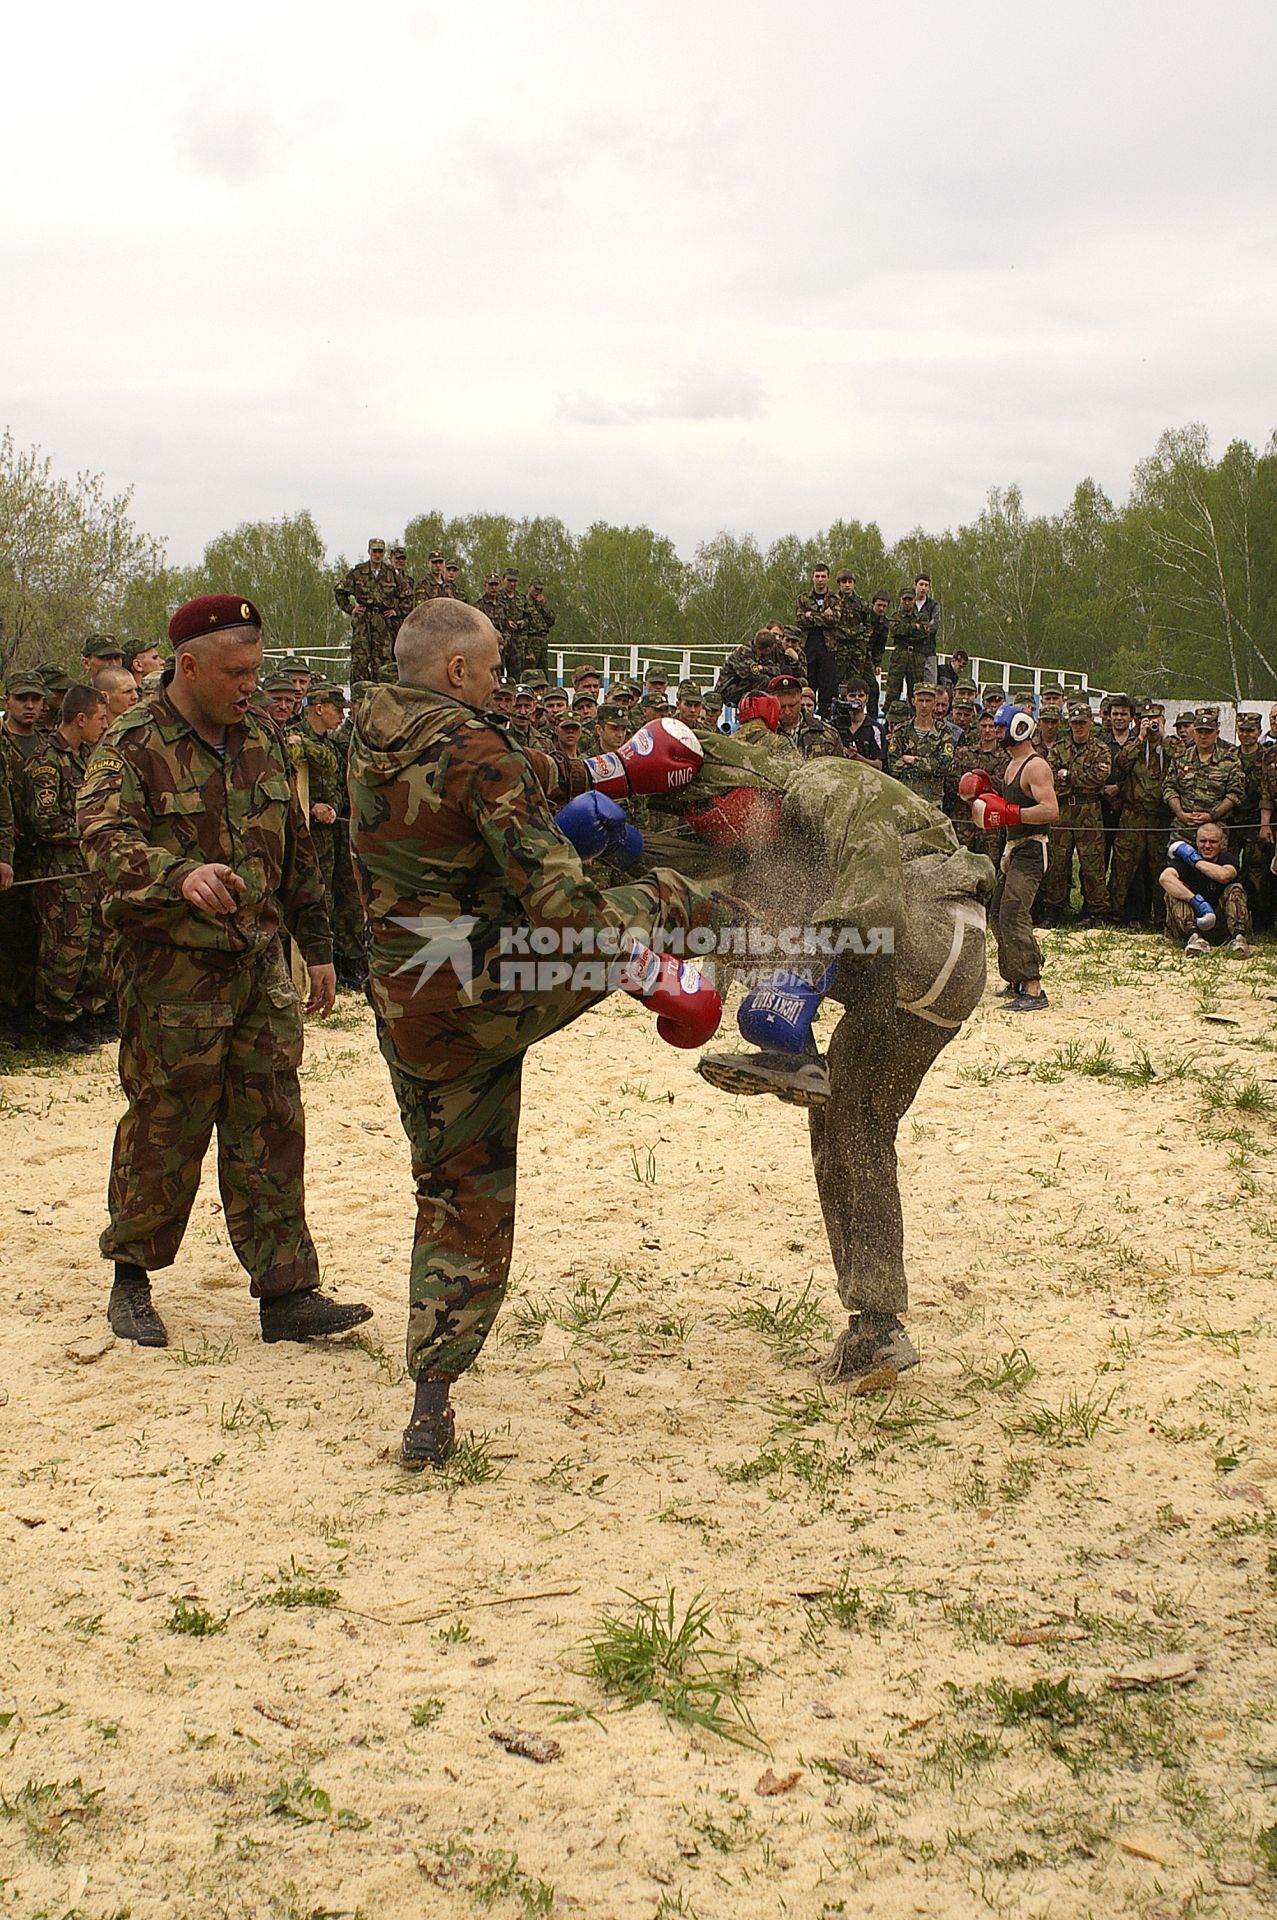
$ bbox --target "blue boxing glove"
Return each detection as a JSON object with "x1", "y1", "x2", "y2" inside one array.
[
  {"x1": 554, "y1": 791, "x2": 645, "y2": 871},
  {"x1": 737, "y1": 963, "x2": 839, "y2": 1053},
  {"x1": 1170, "y1": 840, "x2": 1201, "y2": 866},
  {"x1": 1189, "y1": 893, "x2": 1217, "y2": 932}
]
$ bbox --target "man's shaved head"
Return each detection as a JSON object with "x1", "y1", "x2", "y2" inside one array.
[{"x1": 396, "y1": 600, "x2": 502, "y2": 709}]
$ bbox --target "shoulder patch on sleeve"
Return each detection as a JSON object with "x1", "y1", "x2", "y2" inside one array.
[{"x1": 90, "y1": 750, "x2": 126, "y2": 777}]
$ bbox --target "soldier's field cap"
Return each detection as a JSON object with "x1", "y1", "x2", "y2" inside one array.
[
  {"x1": 444, "y1": 558, "x2": 460, "y2": 569},
  {"x1": 311, "y1": 683, "x2": 347, "y2": 707},
  {"x1": 37, "y1": 664, "x2": 73, "y2": 693},
  {"x1": 702, "y1": 689, "x2": 723, "y2": 710},
  {"x1": 83, "y1": 633, "x2": 125, "y2": 659},
  {"x1": 1237, "y1": 710, "x2": 1262, "y2": 729},
  {"x1": 572, "y1": 692, "x2": 598, "y2": 709},
  {"x1": 503, "y1": 567, "x2": 519, "y2": 579},
  {"x1": 1194, "y1": 704, "x2": 1221, "y2": 729},
  {"x1": 557, "y1": 714, "x2": 583, "y2": 731},
  {"x1": 428, "y1": 551, "x2": 444, "y2": 565},
  {"x1": 485, "y1": 573, "x2": 500, "y2": 587},
  {"x1": 391, "y1": 545, "x2": 407, "y2": 559},
  {"x1": 525, "y1": 671, "x2": 550, "y2": 690},
  {"x1": 913, "y1": 682, "x2": 938, "y2": 697},
  {"x1": 572, "y1": 665, "x2": 601, "y2": 686},
  {"x1": 676, "y1": 679, "x2": 701, "y2": 700},
  {"x1": 836, "y1": 568, "x2": 856, "y2": 583},
  {"x1": 263, "y1": 671, "x2": 296, "y2": 693},
  {"x1": 597, "y1": 702, "x2": 625, "y2": 726},
  {"x1": 767, "y1": 674, "x2": 804, "y2": 695},
  {"x1": 5, "y1": 669, "x2": 47, "y2": 697},
  {"x1": 168, "y1": 594, "x2": 262, "y2": 647},
  {"x1": 529, "y1": 579, "x2": 544, "y2": 592},
  {"x1": 1141, "y1": 700, "x2": 1165, "y2": 718},
  {"x1": 513, "y1": 684, "x2": 535, "y2": 700},
  {"x1": 1068, "y1": 698, "x2": 1093, "y2": 720}
]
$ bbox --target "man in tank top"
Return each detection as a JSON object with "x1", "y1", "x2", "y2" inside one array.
[{"x1": 964, "y1": 709, "x2": 1059, "y2": 1011}]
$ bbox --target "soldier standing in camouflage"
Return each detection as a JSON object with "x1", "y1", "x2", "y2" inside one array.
[
  {"x1": 888, "y1": 685, "x2": 956, "y2": 805},
  {"x1": 335, "y1": 538, "x2": 408, "y2": 685},
  {"x1": 1040, "y1": 700, "x2": 1114, "y2": 925},
  {"x1": 0, "y1": 670, "x2": 48, "y2": 1034},
  {"x1": 1232, "y1": 711, "x2": 1268, "y2": 931},
  {"x1": 1108, "y1": 701, "x2": 1179, "y2": 924},
  {"x1": 522, "y1": 581, "x2": 556, "y2": 676},
  {"x1": 1164, "y1": 705, "x2": 1245, "y2": 844},
  {"x1": 883, "y1": 588, "x2": 932, "y2": 708},
  {"x1": 831, "y1": 570, "x2": 869, "y2": 695},
  {"x1": 293, "y1": 686, "x2": 347, "y2": 917},
  {"x1": 348, "y1": 598, "x2": 740, "y2": 1467},
  {"x1": 28, "y1": 684, "x2": 114, "y2": 1050},
  {"x1": 950, "y1": 710, "x2": 1008, "y2": 857},
  {"x1": 77, "y1": 594, "x2": 371, "y2": 1351}
]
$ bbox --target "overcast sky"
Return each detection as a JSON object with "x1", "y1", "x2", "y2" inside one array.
[{"x1": 6, "y1": 0, "x2": 1275, "y2": 565}]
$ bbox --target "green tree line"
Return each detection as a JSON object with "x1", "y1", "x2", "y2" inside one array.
[{"x1": 3, "y1": 422, "x2": 1275, "y2": 698}]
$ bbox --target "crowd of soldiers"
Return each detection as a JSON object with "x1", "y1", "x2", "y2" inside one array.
[{"x1": 3, "y1": 552, "x2": 1275, "y2": 1053}]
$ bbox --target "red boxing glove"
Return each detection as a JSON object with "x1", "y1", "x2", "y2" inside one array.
[
  {"x1": 685, "y1": 787, "x2": 783, "y2": 847},
  {"x1": 957, "y1": 769, "x2": 994, "y2": 801},
  {"x1": 620, "y1": 944, "x2": 722, "y2": 1049},
  {"x1": 737, "y1": 692, "x2": 780, "y2": 732},
  {"x1": 972, "y1": 793, "x2": 1020, "y2": 830},
  {"x1": 585, "y1": 717, "x2": 704, "y2": 800}
]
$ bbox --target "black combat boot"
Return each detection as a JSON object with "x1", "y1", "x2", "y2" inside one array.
[
  {"x1": 259, "y1": 1290, "x2": 373, "y2": 1342},
  {"x1": 400, "y1": 1376, "x2": 456, "y2": 1469},
  {"x1": 107, "y1": 1264, "x2": 169, "y2": 1347}
]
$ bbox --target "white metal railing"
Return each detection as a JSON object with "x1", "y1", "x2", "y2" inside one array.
[{"x1": 550, "y1": 643, "x2": 1103, "y2": 700}]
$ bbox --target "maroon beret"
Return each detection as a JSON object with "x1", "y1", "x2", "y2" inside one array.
[
  {"x1": 168, "y1": 594, "x2": 262, "y2": 646},
  {"x1": 767, "y1": 674, "x2": 803, "y2": 695}
]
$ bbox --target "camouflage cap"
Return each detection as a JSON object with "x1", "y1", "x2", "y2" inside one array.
[
  {"x1": 390, "y1": 545, "x2": 407, "y2": 559},
  {"x1": 1194, "y1": 704, "x2": 1221, "y2": 729},
  {"x1": 571, "y1": 666, "x2": 602, "y2": 687},
  {"x1": 542, "y1": 687, "x2": 569, "y2": 705},
  {"x1": 643, "y1": 666, "x2": 670, "y2": 684},
  {"x1": 556, "y1": 713, "x2": 583, "y2": 730},
  {"x1": 513, "y1": 684, "x2": 536, "y2": 700},
  {"x1": 1141, "y1": 700, "x2": 1165, "y2": 718},
  {"x1": 1237, "y1": 710, "x2": 1263, "y2": 730},
  {"x1": 702, "y1": 690, "x2": 724, "y2": 710},
  {"x1": 36, "y1": 664, "x2": 72, "y2": 693},
  {"x1": 912, "y1": 682, "x2": 938, "y2": 697},
  {"x1": 503, "y1": 567, "x2": 519, "y2": 579},
  {"x1": 524, "y1": 671, "x2": 550, "y2": 690},
  {"x1": 485, "y1": 573, "x2": 500, "y2": 587},
  {"x1": 262, "y1": 672, "x2": 296, "y2": 694},
  {"x1": 428, "y1": 551, "x2": 444, "y2": 564},
  {"x1": 310, "y1": 683, "x2": 347, "y2": 707},
  {"x1": 351, "y1": 680, "x2": 373, "y2": 698},
  {"x1": 1068, "y1": 698, "x2": 1093, "y2": 721},
  {"x1": 124, "y1": 641, "x2": 165, "y2": 667},
  {"x1": 528, "y1": 579, "x2": 544, "y2": 591},
  {"x1": 886, "y1": 699, "x2": 911, "y2": 720},
  {"x1": 572, "y1": 692, "x2": 598, "y2": 709},
  {"x1": 5, "y1": 669, "x2": 47, "y2": 697},
  {"x1": 279, "y1": 655, "x2": 311, "y2": 675},
  {"x1": 675, "y1": 679, "x2": 701, "y2": 700},
  {"x1": 1175, "y1": 710, "x2": 1196, "y2": 728},
  {"x1": 596, "y1": 703, "x2": 626, "y2": 726},
  {"x1": 444, "y1": 558, "x2": 460, "y2": 569},
  {"x1": 368, "y1": 537, "x2": 386, "y2": 549},
  {"x1": 981, "y1": 684, "x2": 1003, "y2": 701},
  {"x1": 83, "y1": 633, "x2": 125, "y2": 659}
]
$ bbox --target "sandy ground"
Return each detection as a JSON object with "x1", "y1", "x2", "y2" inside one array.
[{"x1": 2, "y1": 927, "x2": 1276, "y2": 1920}]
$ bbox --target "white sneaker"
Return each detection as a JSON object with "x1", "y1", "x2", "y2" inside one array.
[
  {"x1": 1184, "y1": 933, "x2": 1211, "y2": 955},
  {"x1": 1230, "y1": 933, "x2": 1250, "y2": 955}
]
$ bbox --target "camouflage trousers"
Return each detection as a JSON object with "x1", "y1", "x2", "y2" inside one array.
[
  {"x1": 883, "y1": 646, "x2": 927, "y2": 708},
  {"x1": 0, "y1": 883, "x2": 38, "y2": 1015},
  {"x1": 1237, "y1": 828, "x2": 1272, "y2": 927},
  {"x1": 34, "y1": 870, "x2": 112, "y2": 1024},
  {"x1": 349, "y1": 612, "x2": 397, "y2": 686},
  {"x1": 1042, "y1": 800, "x2": 1109, "y2": 913},
  {"x1": 990, "y1": 836, "x2": 1048, "y2": 985},
  {"x1": 101, "y1": 939, "x2": 319, "y2": 1298},
  {"x1": 330, "y1": 827, "x2": 366, "y2": 978},
  {"x1": 1165, "y1": 885, "x2": 1250, "y2": 945},
  {"x1": 1109, "y1": 817, "x2": 1174, "y2": 920},
  {"x1": 809, "y1": 850, "x2": 988, "y2": 1318},
  {"x1": 374, "y1": 871, "x2": 727, "y2": 1381}
]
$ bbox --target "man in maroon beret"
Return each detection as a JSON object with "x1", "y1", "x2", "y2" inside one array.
[{"x1": 77, "y1": 594, "x2": 371, "y2": 1350}]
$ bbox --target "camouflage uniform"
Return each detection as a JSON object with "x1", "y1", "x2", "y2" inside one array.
[
  {"x1": 1042, "y1": 725, "x2": 1113, "y2": 916},
  {"x1": 346, "y1": 685, "x2": 737, "y2": 1383},
  {"x1": 77, "y1": 687, "x2": 332, "y2": 1299},
  {"x1": 293, "y1": 717, "x2": 344, "y2": 912},
  {"x1": 325, "y1": 715, "x2": 366, "y2": 983},
  {"x1": 0, "y1": 720, "x2": 43, "y2": 1015},
  {"x1": 661, "y1": 737, "x2": 994, "y2": 1319},
  {"x1": 1163, "y1": 737, "x2": 1245, "y2": 832},
  {"x1": 28, "y1": 733, "x2": 112, "y2": 1025},
  {"x1": 949, "y1": 740, "x2": 1009, "y2": 858},
  {"x1": 521, "y1": 592, "x2": 557, "y2": 677},
  {"x1": 883, "y1": 608, "x2": 932, "y2": 707},
  {"x1": 334, "y1": 559, "x2": 409, "y2": 685},
  {"x1": 715, "y1": 632, "x2": 802, "y2": 706},
  {"x1": 1234, "y1": 741, "x2": 1269, "y2": 927},
  {"x1": 493, "y1": 587, "x2": 532, "y2": 678},
  {"x1": 887, "y1": 720, "x2": 956, "y2": 807},
  {"x1": 1108, "y1": 728, "x2": 1179, "y2": 920},
  {"x1": 831, "y1": 588, "x2": 871, "y2": 688},
  {"x1": 735, "y1": 713, "x2": 844, "y2": 761}
]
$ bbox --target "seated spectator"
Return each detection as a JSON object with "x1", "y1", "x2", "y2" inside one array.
[{"x1": 1160, "y1": 823, "x2": 1250, "y2": 955}]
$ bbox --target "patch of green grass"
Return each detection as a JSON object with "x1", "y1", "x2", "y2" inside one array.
[
  {"x1": 350, "y1": 1333, "x2": 409, "y2": 1386},
  {"x1": 220, "y1": 1395, "x2": 279, "y2": 1442},
  {"x1": 727, "y1": 1277, "x2": 831, "y2": 1360},
  {"x1": 959, "y1": 1345, "x2": 1037, "y2": 1394},
  {"x1": 265, "y1": 1775, "x2": 368, "y2": 1830},
  {"x1": 580, "y1": 1588, "x2": 762, "y2": 1749},
  {"x1": 409, "y1": 1697, "x2": 445, "y2": 1727},
  {"x1": 418, "y1": 1837, "x2": 554, "y2": 1912},
  {"x1": 259, "y1": 1558, "x2": 339, "y2": 1610},
  {"x1": 436, "y1": 1619, "x2": 471, "y2": 1643},
  {"x1": 437, "y1": 1431, "x2": 505, "y2": 1488},
  {"x1": 507, "y1": 1294, "x2": 552, "y2": 1347},
  {"x1": 170, "y1": 1333, "x2": 238, "y2": 1368},
  {"x1": 802, "y1": 1571, "x2": 893, "y2": 1635},
  {"x1": 981, "y1": 1675, "x2": 1091, "y2": 1728},
  {"x1": 0, "y1": 1777, "x2": 103, "y2": 1856},
  {"x1": 1008, "y1": 1380, "x2": 1116, "y2": 1446},
  {"x1": 554, "y1": 1274, "x2": 629, "y2": 1336},
  {"x1": 165, "y1": 1597, "x2": 228, "y2": 1637},
  {"x1": 628, "y1": 1144, "x2": 658, "y2": 1184}
]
